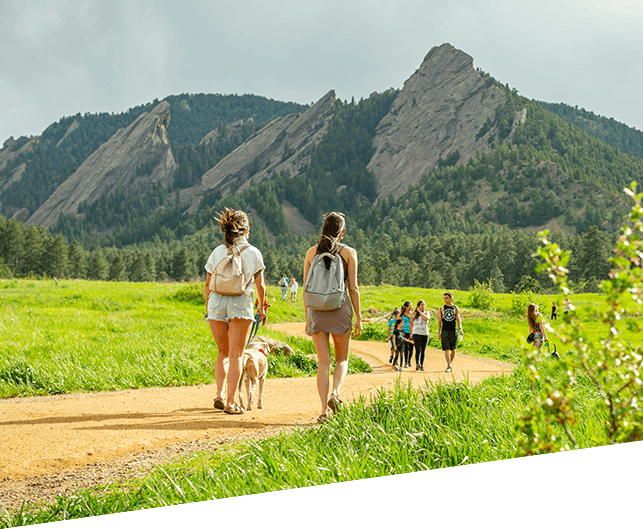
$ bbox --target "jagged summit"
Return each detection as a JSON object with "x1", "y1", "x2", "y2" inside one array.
[
  {"x1": 368, "y1": 43, "x2": 507, "y2": 198},
  {"x1": 188, "y1": 90, "x2": 337, "y2": 213},
  {"x1": 27, "y1": 102, "x2": 177, "y2": 228}
]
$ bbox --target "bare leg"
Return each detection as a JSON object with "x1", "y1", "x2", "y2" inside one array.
[
  {"x1": 312, "y1": 331, "x2": 332, "y2": 415},
  {"x1": 209, "y1": 318, "x2": 253, "y2": 409},
  {"x1": 331, "y1": 330, "x2": 351, "y2": 398},
  {"x1": 224, "y1": 318, "x2": 253, "y2": 409},
  {"x1": 444, "y1": 349, "x2": 452, "y2": 370},
  {"x1": 209, "y1": 320, "x2": 229, "y2": 400}
]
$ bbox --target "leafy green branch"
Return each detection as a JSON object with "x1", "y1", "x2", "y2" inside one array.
[{"x1": 517, "y1": 182, "x2": 643, "y2": 456}]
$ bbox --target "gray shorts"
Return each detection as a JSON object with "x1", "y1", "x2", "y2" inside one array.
[{"x1": 207, "y1": 291, "x2": 255, "y2": 322}]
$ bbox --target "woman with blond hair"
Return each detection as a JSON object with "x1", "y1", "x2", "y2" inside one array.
[
  {"x1": 527, "y1": 303, "x2": 548, "y2": 350},
  {"x1": 205, "y1": 208, "x2": 266, "y2": 415},
  {"x1": 303, "y1": 212, "x2": 362, "y2": 423}
]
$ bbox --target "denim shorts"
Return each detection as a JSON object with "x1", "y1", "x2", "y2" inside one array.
[{"x1": 207, "y1": 291, "x2": 255, "y2": 322}]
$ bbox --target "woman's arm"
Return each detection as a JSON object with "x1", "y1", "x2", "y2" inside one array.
[
  {"x1": 204, "y1": 273, "x2": 212, "y2": 317},
  {"x1": 254, "y1": 270, "x2": 266, "y2": 318},
  {"x1": 302, "y1": 246, "x2": 316, "y2": 313},
  {"x1": 342, "y1": 246, "x2": 362, "y2": 337}
]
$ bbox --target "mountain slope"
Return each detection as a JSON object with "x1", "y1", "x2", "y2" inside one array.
[
  {"x1": 368, "y1": 43, "x2": 507, "y2": 199},
  {"x1": 28, "y1": 102, "x2": 177, "y2": 228}
]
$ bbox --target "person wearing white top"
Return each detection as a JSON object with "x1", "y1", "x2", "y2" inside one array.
[
  {"x1": 204, "y1": 208, "x2": 266, "y2": 415},
  {"x1": 290, "y1": 278, "x2": 299, "y2": 302},
  {"x1": 411, "y1": 300, "x2": 430, "y2": 371}
]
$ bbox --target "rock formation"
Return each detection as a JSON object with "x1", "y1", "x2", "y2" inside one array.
[
  {"x1": 0, "y1": 137, "x2": 38, "y2": 183},
  {"x1": 27, "y1": 101, "x2": 177, "y2": 228},
  {"x1": 188, "y1": 90, "x2": 336, "y2": 213},
  {"x1": 368, "y1": 43, "x2": 507, "y2": 199}
]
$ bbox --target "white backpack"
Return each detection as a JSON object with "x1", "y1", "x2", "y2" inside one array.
[
  {"x1": 209, "y1": 245, "x2": 250, "y2": 296},
  {"x1": 304, "y1": 244, "x2": 346, "y2": 311}
]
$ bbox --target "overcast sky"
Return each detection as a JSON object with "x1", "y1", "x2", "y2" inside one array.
[{"x1": 1, "y1": 0, "x2": 642, "y2": 145}]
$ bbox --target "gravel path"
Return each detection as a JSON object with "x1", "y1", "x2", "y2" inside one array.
[{"x1": 0, "y1": 323, "x2": 513, "y2": 513}]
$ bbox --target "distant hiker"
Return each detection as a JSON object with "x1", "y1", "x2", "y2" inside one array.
[
  {"x1": 392, "y1": 317, "x2": 413, "y2": 372},
  {"x1": 437, "y1": 292, "x2": 463, "y2": 373},
  {"x1": 400, "y1": 300, "x2": 414, "y2": 368},
  {"x1": 205, "y1": 208, "x2": 266, "y2": 415},
  {"x1": 303, "y1": 212, "x2": 362, "y2": 423},
  {"x1": 551, "y1": 301, "x2": 558, "y2": 320},
  {"x1": 279, "y1": 274, "x2": 289, "y2": 301},
  {"x1": 290, "y1": 278, "x2": 299, "y2": 302},
  {"x1": 387, "y1": 308, "x2": 400, "y2": 363},
  {"x1": 412, "y1": 300, "x2": 430, "y2": 371},
  {"x1": 527, "y1": 303, "x2": 548, "y2": 350}
]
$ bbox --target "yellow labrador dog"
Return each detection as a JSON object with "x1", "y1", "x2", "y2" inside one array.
[{"x1": 238, "y1": 341, "x2": 268, "y2": 411}]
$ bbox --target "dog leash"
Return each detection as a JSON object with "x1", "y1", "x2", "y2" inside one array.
[{"x1": 246, "y1": 312, "x2": 262, "y2": 347}]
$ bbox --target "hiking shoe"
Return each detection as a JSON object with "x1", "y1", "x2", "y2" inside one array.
[
  {"x1": 415, "y1": 365, "x2": 420, "y2": 371},
  {"x1": 214, "y1": 398, "x2": 225, "y2": 410},
  {"x1": 445, "y1": 366, "x2": 453, "y2": 373},
  {"x1": 420, "y1": 366, "x2": 425, "y2": 371}
]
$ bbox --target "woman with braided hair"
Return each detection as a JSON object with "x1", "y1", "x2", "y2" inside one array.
[
  {"x1": 204, "y1": 208, "x2": 266, "y2": 415},
  {"x1": 303, "y1": 212, "x2": 362, "y2": 423}
]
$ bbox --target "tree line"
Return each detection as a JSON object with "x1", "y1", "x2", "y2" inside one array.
[{"x1": 0, "y1": 210, "x2": 617, "y2": 295}]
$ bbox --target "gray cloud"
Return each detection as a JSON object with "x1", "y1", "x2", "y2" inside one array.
[{"x1": 1, "y1": 0, "x2": 642, "y2": 143}]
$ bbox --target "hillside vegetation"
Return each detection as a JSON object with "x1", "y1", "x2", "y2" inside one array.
[{"x1": 2, "y1": 66, "x2": 643, "y2": 293}]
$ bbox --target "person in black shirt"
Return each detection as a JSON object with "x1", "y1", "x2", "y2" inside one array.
[{"x1": 437, "y1": 292, "x2": 463, "y2": 373}]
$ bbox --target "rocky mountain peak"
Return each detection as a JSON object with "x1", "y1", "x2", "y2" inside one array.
[
  {"x1": 27, "y1": 101, "x2": 177, "y2": 228},
  {"x1": 188, "y1": 90, "x2": 336, "y2": 213},
  {"x1": 368, "y1": 42, "x2": 507, "y2": 199}
]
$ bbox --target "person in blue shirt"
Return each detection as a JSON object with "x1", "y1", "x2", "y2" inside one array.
[{"x1": 400, "y1": 300, "x2": 414, "y2": 368}]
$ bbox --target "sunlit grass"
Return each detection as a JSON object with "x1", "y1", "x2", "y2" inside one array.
[{"x1": 0, "y1": 366, "x2": 608, "y2": 526}]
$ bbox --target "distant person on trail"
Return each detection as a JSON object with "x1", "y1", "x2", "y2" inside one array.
[
  {"x1": 400, "y1": 300, "x2": 414, "y2": 368},
  {"x1": 387, "y1": 308, "x2": 400, "y2": 364},
  {"x1": 411, "y1": 300, "x2": 430, "y2": 371},
  {"x1": 279, "y1": 274, "x2": 289, "y2": 301},
  {"x1": 205, "y1": 208, "x2": 266, "y2": 415},
  {"x1": 437, "y1": 292, "x2": 463, "y2": 373},
  {"x1": 303, "y1": 212, "x2": 362, "y2": 424},
  {"x1": 290, "y1": 278, "x2": 299, "y2": 302},
  {"x1": 527, "y1": 303, "x2": 548, "y2": 350},
  {"x1": 551, "y1": 301, "x2": 558, "y2": 320},
  {"x1": 392, "y1": 317, "x2": 412, "y2": 372}
]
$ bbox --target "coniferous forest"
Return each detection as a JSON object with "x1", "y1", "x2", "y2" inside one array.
[{"x1": 1, "y1": 79, "x2": 642, "y2": 294}]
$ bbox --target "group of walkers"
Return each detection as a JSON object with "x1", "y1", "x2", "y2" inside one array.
[
  {"x1": 204, "y1": 208, "x2": 360, "y2": 423},
  {"x1": 279, "y1": 274, "x2": 299, "y2": 302},
  {"x1": 386, "y1": 292, "x2": 464, "y2": 374},
  {"x1": 202, "y1": 207, "x2": 554, "y2": 423}
]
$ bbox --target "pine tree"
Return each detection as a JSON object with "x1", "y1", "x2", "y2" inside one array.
[
  {"x1": 88, "y1": 249, "x2": 109, "y2": 280},
  {"x1": 108, "y1": 254, "x2": 128, "y2": 281},
  {"x1": 67, "y1": 240, "x2": 87, "y2": 279}
]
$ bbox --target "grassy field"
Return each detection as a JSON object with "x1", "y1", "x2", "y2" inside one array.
[
  {"x1": 0, "y1": 278, "x2": 638, "y2": 525},
  {"x1": 1, "y1": 279, "x2": 639, "y2": 397},
  {"x1": 0, "y1": 279, "x2": 367, "y2": 398}
]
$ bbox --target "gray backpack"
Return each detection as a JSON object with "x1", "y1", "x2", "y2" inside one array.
[{"x1": 304, "y1": 244, "x2": 346, "y2": 311}]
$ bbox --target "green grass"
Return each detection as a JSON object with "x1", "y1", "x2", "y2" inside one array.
[
  {"x1": 0, "y1": 280, "x2": 367, "y2": 398},
  {"x1": 0, "y1": 278, "x2": 631, "y2": 525},
  {"x1": 0, "y1": 364, "x2": 609, "y2": 526}
]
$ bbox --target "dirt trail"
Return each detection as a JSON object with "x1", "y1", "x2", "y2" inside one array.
[{"x1": 0, "y1": 323, "x2": 513, "y2": 511}]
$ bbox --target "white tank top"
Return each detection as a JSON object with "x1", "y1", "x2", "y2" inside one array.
[{"x1": 413, "y1": 313, "x2": 429, "y2": 335}]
